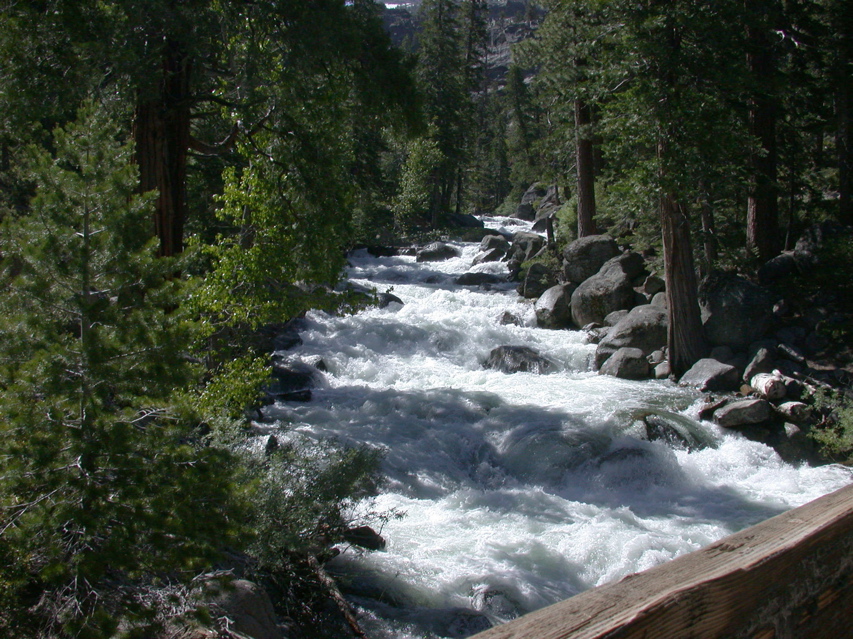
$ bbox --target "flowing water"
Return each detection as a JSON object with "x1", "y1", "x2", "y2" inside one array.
[{"x1": 262, "y1": 216, "x2": 852, "y2": 639}]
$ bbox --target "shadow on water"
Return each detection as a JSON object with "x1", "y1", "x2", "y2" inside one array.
[
  {"x1": 264, "y1": 381, "x2": 789, "y2": 539},
  {"x1": 266, "y1": 382, "x2": 792, "y2": 637}
]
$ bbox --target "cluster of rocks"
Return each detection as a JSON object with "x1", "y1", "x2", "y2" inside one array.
[
  {"x1": 513, "y1": 182, "x2": 562, "y2": 228},
  {"x1": 444, "y1": 217, "x2": 849, "y2": 462}
]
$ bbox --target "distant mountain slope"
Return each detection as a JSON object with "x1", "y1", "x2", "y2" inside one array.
[{"x1": 381, "y1": 0, "x2": 544, "y2": 86}]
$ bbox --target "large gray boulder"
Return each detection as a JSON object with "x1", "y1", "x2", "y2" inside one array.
[
  {"x1": 416, "y1": 241, "x2": 461, "y2": 262},
  {"x1": 534, "y1": 184, "x2": 561, "y2": 220},
  {"x1": 570, "y1": 252, "x2": 646, "y2": 327},
  {"x1": 599, "y1": 347, "x2": 650, "y2": 380},
  {"x1": 479, "y1": 234, "x2": 510, "y2": 254},
  {"x1": 713, "y1": 399, "x2": 773, "y2": 428},
  {"x1": 535, "y1": 284, "x2": 576, "y2": 329},
  {"x1": 484, "y1": 346, "x2": 556, "y2": 374},
  {"x1": 679, "y1": 358, "x2": 741, "y2": 392},
  {"x1": 698, "y1": 271, "x2": 775, "y2": 350},
  {"x1": 561, "y1": 235, "x2": 620, "y2": 285},
  {"x1": 595, "y1": 304, "x2": 668, "y2": 369},
  {"x1": 516, "y1": 183, "x2": 548, "y2": 220},
  {"x1": 455, "y1": 272, "x2": 506, "y2": 286},
  {"x1": 517, "y1": 262, "x2": 557, "y2": 299},
  {"x1": 507, "y1": 232, "x2": 546, "y2": 265}
]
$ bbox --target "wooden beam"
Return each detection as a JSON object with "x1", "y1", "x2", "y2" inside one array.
[{"x1": 471, "y1": 482, "x2": 853, "y2": 639}]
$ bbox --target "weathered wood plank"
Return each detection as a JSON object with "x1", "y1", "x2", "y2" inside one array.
[{"x1": 471, "y1": 482, "x2": 853, "y2": 639}]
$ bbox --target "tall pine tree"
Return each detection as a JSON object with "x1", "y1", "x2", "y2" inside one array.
[{"x1": 0, "y1": 104, "x2": 243, "y2": 637}]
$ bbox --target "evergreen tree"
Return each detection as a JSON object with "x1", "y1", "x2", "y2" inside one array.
[
  {"x1": 596, "y1": 0, "x2": 749, "y2": 374},
  {"x1": 415, "y1": 0, "x2": 470, "y2": 224},
  {"x1": 0, "y1": 105, "x2": 243, "y2": 637},
  {"x1": 745, "y1": 0, "x2": 783, "y2": 263},
  {"x1": 523, "y1": 0, "x2": 606, "y2": 237}
]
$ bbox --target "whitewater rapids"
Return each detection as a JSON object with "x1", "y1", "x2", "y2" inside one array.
[{"x1": 262, "y1": 216, "x2": 852, "y2": 639}]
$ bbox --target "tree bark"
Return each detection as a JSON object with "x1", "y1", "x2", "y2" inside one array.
[
  {"x1": 133, "y1": 40, "x2": 192, "y2": 257},
  {"x1": 745, "y1": 6, "x2": 779, "y2": 263},
  {"x1": 661, "y1": 192, "x2": 706, "y2": 377},
  {"x1": 838, "y1": 50, "x2": 851, "y2": 226},
  {"x1": 699, "y1": 200, "x2": 716, "y2": 279},
  {"x1": 575, "y1": 98, "x2": 597, "y2": 237}
]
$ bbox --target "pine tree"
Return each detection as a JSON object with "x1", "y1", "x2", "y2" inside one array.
[{"x1": 0, "y1": 104, "x2": 243, "y2": 637}]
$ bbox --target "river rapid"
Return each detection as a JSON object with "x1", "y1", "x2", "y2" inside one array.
[{"x1": 262, "y1": 216, "x2": 852, "y2": 639}]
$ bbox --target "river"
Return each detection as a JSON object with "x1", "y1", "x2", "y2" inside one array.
[{"x1": 262, "y1": 215, "x2": 852, "y2": 639}]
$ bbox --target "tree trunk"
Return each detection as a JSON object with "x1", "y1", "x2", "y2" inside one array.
[
  {"x1": 700, "y1": 195, "x2": 717, "y2": 279},
  {"x1": 133, "y1": 40, "x2": 192, "y2": 257},
  {"x1": 838, "y1": 52, "x2": 851, "y2": 226},
  {"x1": 575, "y1": 98, "x2": 597, "y2": 237},
  {"x1": 661, "y1": 192, "x2": 706, "y2": 377},
  {"x1": 745, "y1": 8, "x2": 779, "y2": 263}
]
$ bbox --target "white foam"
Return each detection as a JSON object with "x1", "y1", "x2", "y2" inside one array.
[{"x1": 267, "y1": 216, "x2": 852, "y2": 638}]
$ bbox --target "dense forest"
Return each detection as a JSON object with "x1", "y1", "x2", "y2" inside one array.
[{"x1": 0, "y1": 0, "x2": 850, "y2": 636}]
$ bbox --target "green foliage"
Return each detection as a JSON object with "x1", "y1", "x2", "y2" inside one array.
[
  {"x1": 392, "y1": 134, "x2": 445, "y2": 232},
  {"x1": 244, "y1": 440, "x2": 384, "y2": 572},
  {"x1": 0, "y1": 105, "x2": 245, "y2": 637},
  {"x1": 811, "y1": 390, "x2": 853, "y2": 464}
]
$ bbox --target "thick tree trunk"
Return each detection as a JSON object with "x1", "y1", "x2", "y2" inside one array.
[
  {"x1": 661, "y1": 193, "x2": 706, "y2": 377},
  {"x1": 575, "y1": 98, "x2": 597, "y2": 238},
  {"x1": 133, "y1": 40, "x2": 192, "y2": 257},
  {"x1": 745, "y1": 9, "x2": 779, "y2": 263}
]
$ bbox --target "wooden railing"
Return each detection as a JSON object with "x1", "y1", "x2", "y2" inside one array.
[{"x1": 471, "y1": 482, "x2": 853, "y2": 639}]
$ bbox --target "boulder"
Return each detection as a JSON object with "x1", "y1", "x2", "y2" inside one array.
[
  {"x1": 679, "y1": 358, "x2": 741, "y2": 392},
  {"x1": 343, "y1": 525, "x2": 386, "y2": 551},
  {"x1": 448, "y1": 212, "x2": 484, "y2": 228},
  {"x1": 698, "y1": 271, "x2": 775, "y2": 350},
  {"x1": 570, "y1": 253, "x2": 645, "y2": 327},
  {"x1": 515, "y1": 183, "x2": 549, "y2": 220},
  {"x1": 534, "y1": 284, "x2": 576, "y2": 329},
  {"x1": 480, "y1": 234, "x2": 511, "y2": 254},
  {"x1": 640, "y1": 274, "x2": 666, "y2": 296},
  {"x1": 654, "y1": 361, "x2": 671, "y2": 379},
  {"x1": 377, "y1": 291, "x2": 404, "y2": 308},
  {"x1": 269, "y1": 359, "x2": 325, "y2": 394},
  {"x1": 758, "y1": 251, "x2": 799, "y2": 285},
  {"x1": 416, "y1": 242, "x2": 461, "y2": 262},
  {"x1": 517, "y1": 262, "x2": 557, "y2": 299},
  {"x1": 642, "y1": 413, "x2": 704, "y2": 451},
  {"x1": 472, "y1": 247, "x2": 507, "y2": 265},
  {"x1": 599, "y1": 347, "x2": 650, "y2": 380},
  {"x1": 778, "y1": 342, "x2": 807, "y2": 365},
  {"x1": 561, "y1": 235, "x2": 620, "y2": 285},
  {"x1": 743, "y1": 346, "x2": 774, "y2": 382},
  {"x1": 498, "y1": 311, "x2": 524, "y2": 326},
  {"x1": 713, "y1": 398, "x2": 773, "y2": 428},
  {"x1": 773, "y1": 422, "x2": 819, "y2": 464},
  {"x1": 484, "y1": 345, "x2": 556, "y2": 374},
  {"x1": 507, "y1": 232, "x2": 546, "y2": 264},
  {"x1": 534, "y1": 184, "x2": 561, "y2": 220},
  {"x1": 604, "y1": 309, "x2": 629, "y2": 327},
  {"x1": 201, "y1": 578, "x2": 282, "y2": 639},
  {"x1": 455, "y1": 272, "x2": 505, "y2": 286},
  {"x1": 710, "y1": 345, "x2": 736, "y2": 364},
  {"x1": 594, "y1": 304, "x2": 668, "y2": 369},
  {"x1": 775, "y1": 401, "x2": 817, "y2": 426}
]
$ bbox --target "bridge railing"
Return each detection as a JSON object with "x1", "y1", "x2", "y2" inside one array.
[{"x1": 471, "y1": 482, "x2": 853, "y2": 639}]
